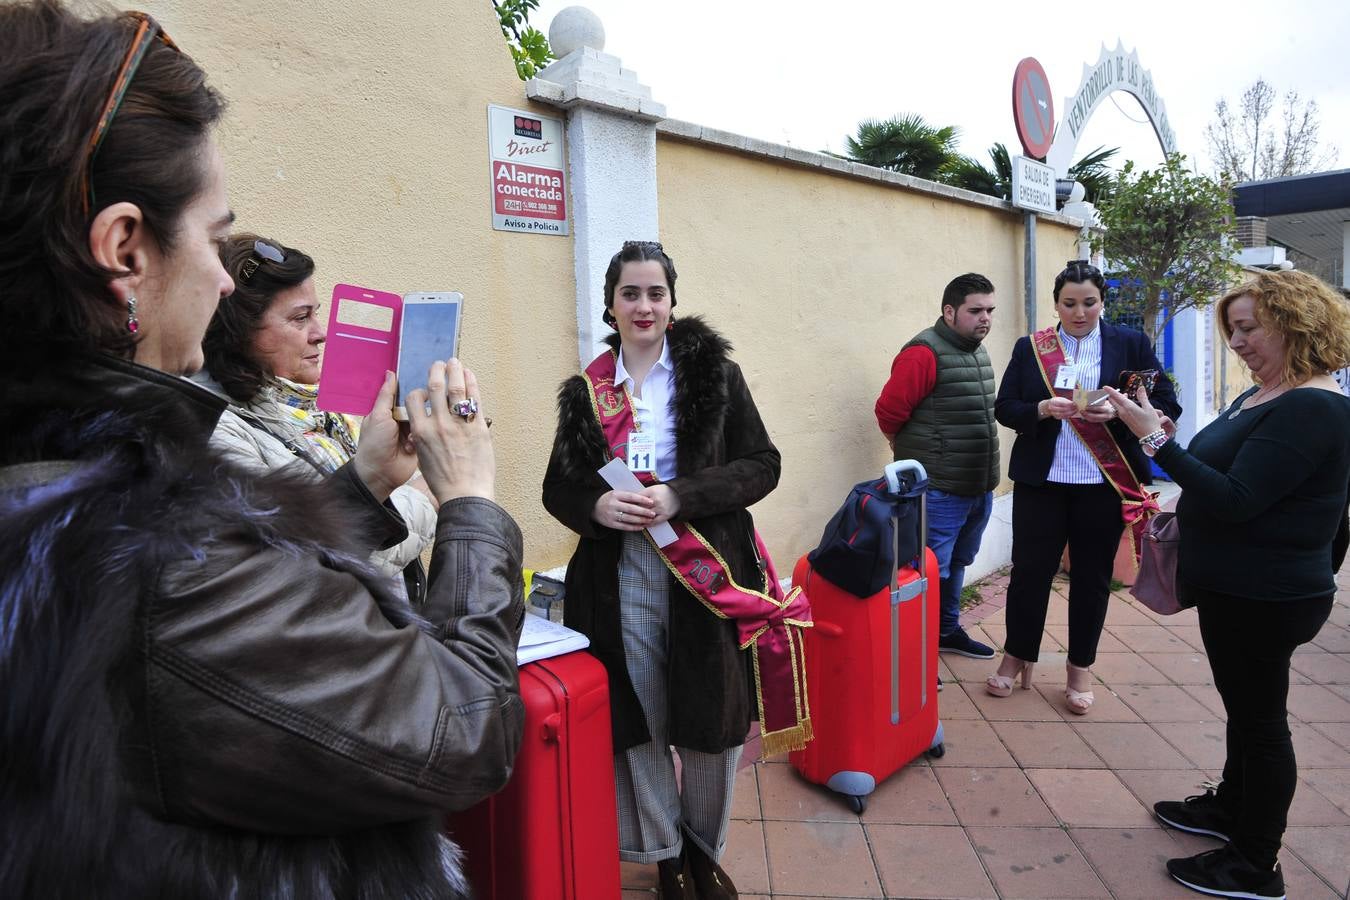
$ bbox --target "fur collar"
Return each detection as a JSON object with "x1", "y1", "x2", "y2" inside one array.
[{"x1": 553, "y1": 315, "x2": 734, "y2": 480}]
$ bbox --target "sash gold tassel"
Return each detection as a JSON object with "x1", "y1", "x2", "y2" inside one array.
[{"x1": 761, "y1": 719, "x2": 813, "y2": 757}]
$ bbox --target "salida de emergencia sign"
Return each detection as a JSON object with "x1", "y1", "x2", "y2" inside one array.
[{"x1": 487, "y1": 104, "x2": 568, "y2": 236}]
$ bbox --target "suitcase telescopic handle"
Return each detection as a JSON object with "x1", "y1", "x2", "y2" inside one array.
[{"x1": 884, "y1": 459, "x2": 927, "y2": 494}]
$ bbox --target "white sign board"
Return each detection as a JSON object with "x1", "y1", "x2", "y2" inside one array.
[
  {"x1": 487, "y1": 104, "x2": 568, "y2": 236},
  {"x1": 1011, "y1": 156, "x2": 1055, "y2": 213}
]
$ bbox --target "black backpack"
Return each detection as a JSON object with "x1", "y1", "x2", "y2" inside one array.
[{"x1": 806, "y1": 469, "x2": 927, "y2": 598}]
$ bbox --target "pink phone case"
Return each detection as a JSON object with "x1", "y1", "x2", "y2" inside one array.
[{"x1": 315, "y1": 283, "x2": 402, "y2": 416}]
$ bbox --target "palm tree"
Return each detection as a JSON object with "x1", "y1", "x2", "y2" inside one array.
[{"x1": 844, "y1": 114, "x2": 961, "y2": 182}]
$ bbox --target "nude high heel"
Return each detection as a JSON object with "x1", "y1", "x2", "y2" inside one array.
[
  {"x1": 985, "y1": 655, "x2": 1034, "y2": 698},
  {"x1": 1065, "y1": 663, "x2": 1095, "y2": 715}
]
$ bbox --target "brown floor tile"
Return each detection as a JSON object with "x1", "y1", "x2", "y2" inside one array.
[
  {"x1": 1290, "y1": 652, "x2": 1350, "y2": 684},
  {"x1": 1072, "y1": 723, "x2": 1193, "y2": 769},
  {"x1": 1163, "y1": 624, "x2": 1206, "y2": 651},
  {"x1": 1180, "y1": 683, "x2": 1228, "y2": 719},
  {"x1": 1291, "y1": 722, "x2": 1350, "y2": 768},
  {"x1": 937, "y1": 682, "x2": 982, "y2": 719},
  {"x1": 858, "y1": 763, "x2": 957, "y2": 825},
  {"x1": 1311, "y1": 622, "x2": 1350, "y2": 653},
  {"x1": 720, "y1": 818, "x2": 770, "y2": 895},
  {"x1": 1045, "y1": 623, "x2": 1121, "y2": 653},
  {"x1": 1152, "y1": 720, "x2": 1229, "y2": 770},
  {"x1": 942, "y1": 652, "x2": 1007, "y2": 686},
  {"x1": 1328, "y1": 682, "x2": 1350, "y2": 703},
  {"x1": 1270, "y1": 850, "x2": 1345, "y2": 900},
  {"x1": 1042, "y1": 596, "x2": 1071, "y2": 626},
  {"x1": 969, "y1": 621, "x2": 1005, "y2": 649},
  {"x1": 731, "y1": 763, "x2": 761, "y2": 821},
  {"x1": 1105, "y1": 624, "x2": 1194, "y2": 653},
  {"x1": 1309, "y1": 721, "x2": 1350, "y2": 752},
  {"x1": 620, "y1": 861, "x2": 655, "y2": 889},
  {"x1": 1089, "y1": 652, "x2": 1172, "y2": 687},
  {"x1": 1300, "y1": 769, "x2": 1350, "y2": 816},
  {"x1": 1115, "y1": 683, "x2": 1217, "y2": 723},
  {"x1": 1287, "y1": 776, "x2": 1350, "y2": 825},
  {"x1": 990, "y1": 720, "x2": 1104, "y2": 768},
  {"x1": 763, "y1": 820, "x2": 882, "y2": 898},
  {"x1": 866, "y1": 824, "x2": 997, "y2": 899},
  {"x1": 621, "y1": 890, "x2": 654, "y2": 899},
  {"x1": 1069, "y1": 827, "x2": 1207, "y2": 899},
  {"x1": 1137, "y1": 651, "x2": 1215, "y2": 684},
  {"x1": 966, "y1": 825, "x2": 1109, "y2": 898},
  {"x1": 757, "y1": 760, "x2": 859, "y2": 822},
  {"x1": 1133, "y1": 603, "x2": 1200, "y2": 629},
  {"x1": 1114, "y1": 768, "x2": 1221, "y2": 819},
  {"x1": 1032, "y1": 683, "x2": 1142, "y2": 722},
  {"x1": 1287, "y1": 683, "x2": 1350, "y2": 722},
  {"x1": 926, "y1": 718, "x2": 1018, "y2": 768},
  {"x1": 1026, "y1": 768, "x2": 1152, "y2": 827},
  {"x1": 966, "y1": 677, "x2": 1064, "y2": 722},
  {"x1": 934, "y1": 767, "x2": 1056, "y2": 826},
  {"x1": 1282, "y1": 824, "x2": 1350, "y2": 892},
  {"x1": 1104, "y1": 601, "x2": 1161, "y2": 627}
]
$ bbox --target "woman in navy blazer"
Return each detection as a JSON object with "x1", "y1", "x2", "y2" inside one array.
[{"x1": 988, "y1": 261, "x2": 1180, "y2": 714}]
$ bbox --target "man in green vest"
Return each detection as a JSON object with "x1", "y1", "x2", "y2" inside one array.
[{"x1": 875, "y1": 273, "x2": 1001, "y2": 660}]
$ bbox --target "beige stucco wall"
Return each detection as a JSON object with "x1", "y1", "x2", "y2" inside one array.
[
  {"x1": 655, "y1": 136, "x2": 1080, "y2": 567},
  {"x1": 137, "y1": 0, "x2": 580, "y2": 564}
]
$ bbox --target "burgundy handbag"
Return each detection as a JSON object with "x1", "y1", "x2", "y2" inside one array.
[{"x1": 1130, "y1": 511, "x2": 1181, "y2": 615}]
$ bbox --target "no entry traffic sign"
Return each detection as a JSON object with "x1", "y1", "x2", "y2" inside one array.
[{"x1": 1012, "y1": 58, "x2": 1055, "y2": 160}]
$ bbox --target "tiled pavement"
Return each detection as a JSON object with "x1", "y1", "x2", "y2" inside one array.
[{"x1": 621, "y1": 564, "x2": 1350, "y2": 899}]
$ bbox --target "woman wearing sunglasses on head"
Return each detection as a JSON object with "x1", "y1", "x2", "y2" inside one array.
[
  {"x1": 987, "y1": 260, "x2": 1180, "y2": 715},
  {"x1": 197, "y1": 234, "x2": 438, "y2": 602},
  {"x1": 0, "y1": 3, "x2": 523, "y2": 896}
]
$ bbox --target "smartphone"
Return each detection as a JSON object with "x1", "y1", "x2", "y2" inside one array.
[
  {"x1": 1119, "y1": 369, "x2": 1159, "y2": 395},
  {"x1": 395, "y1": 292, "x2": 464, "y2": 416}
]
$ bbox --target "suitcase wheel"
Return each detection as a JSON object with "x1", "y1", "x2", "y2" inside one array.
[
  {"x1": 926, "y1": 742, "x2": 946, "y2": 759},
  {"x1": 845, "y1": 794, "x2": 867, "y2": 815}
]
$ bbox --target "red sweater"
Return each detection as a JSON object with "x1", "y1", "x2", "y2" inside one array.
[{"x1": 874, "y1": 345, "x2": 937, "y2": 436}]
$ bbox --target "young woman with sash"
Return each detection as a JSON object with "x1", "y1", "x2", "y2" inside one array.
[
  {"x1": 543, "y1": 240, "x2": 809, "y2": 899},
  {"x1": 988, "y1": 261, "x2": 1180, "y2": 714}
]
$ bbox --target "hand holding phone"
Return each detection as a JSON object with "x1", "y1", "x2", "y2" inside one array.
[{"x1": 1119, "y1": 370, "x2": 1159, "y2": 396}]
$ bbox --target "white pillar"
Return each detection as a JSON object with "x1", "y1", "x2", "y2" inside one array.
[
  {"x1": 1171, "y1": 304, "x2": 1216, "y2": 444},
  {"x1": 526, "y1": 9, "x2": 666, "y2": 367}
]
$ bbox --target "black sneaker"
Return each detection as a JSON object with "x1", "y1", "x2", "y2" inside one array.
[
  {"x1": 938, "y1": 627, "x2": 995, "y2": 659},
  {"x1": 1166, "y1": 846, "x2": 1285, "y2": 900},
  {"x1": 1154, "y1": 788, "x2": 1234, "y2": 842}
]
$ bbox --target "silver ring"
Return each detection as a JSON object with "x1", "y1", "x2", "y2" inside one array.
[
  {"x1": 451, "y1": 398, "x2": 479, "y2": 421},
  {"x1": 619, "y1": 511, "x2": 625, "y2": 520}
]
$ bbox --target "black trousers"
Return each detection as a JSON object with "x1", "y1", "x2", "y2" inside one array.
[
  {"x1": 1193, "y1": 586, "x2": 1333, "y2": 870},
  {"x1": 1004, "y1": 481, "x2": 1124, "y2": 668}
]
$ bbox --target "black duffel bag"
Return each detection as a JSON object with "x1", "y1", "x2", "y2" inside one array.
[{"x1": 807, "y1": 466, "x2": 927, "y2": 598}]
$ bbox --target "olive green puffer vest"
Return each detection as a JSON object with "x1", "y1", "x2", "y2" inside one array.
[{"x1": 891, "y1": 318, "x2": 1000, "y2": 495}]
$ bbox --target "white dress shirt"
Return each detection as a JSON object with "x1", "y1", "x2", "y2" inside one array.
[
  {"x1": 615, "y1": 339, "x2": 678, "y2": 482},
  {"x1": 1047, "y1": 324, "x2": 1105, "y2": 485}
]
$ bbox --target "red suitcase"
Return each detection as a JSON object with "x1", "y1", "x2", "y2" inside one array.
[
  {"x1": 446, "y1": 650, "x2": 621, "y2": 900},
  {"x1": 790, "y1": 460, "x2": 945, "y2": 813}
]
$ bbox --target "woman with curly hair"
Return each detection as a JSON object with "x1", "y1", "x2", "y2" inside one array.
[{"x1": 1107, "y1": 269, "x2": 1350, "y2": 900}]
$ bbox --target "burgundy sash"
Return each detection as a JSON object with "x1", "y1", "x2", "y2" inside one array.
[
  {"x1": 1031, "y1": 327, "x2": 1160, "y2": 566},
  {"x1": 583, "y1": 351, "x2": 813, "y2": 757}
]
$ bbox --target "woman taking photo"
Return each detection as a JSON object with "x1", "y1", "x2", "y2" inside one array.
[
  {"x1": 1107, "y1": 269, "x2": 1350, "y2": 900},
  {"x1": 543, "y1": 240, "x2": 810, "y2": 899},
  {"x1": 0, "y1": 4, "x2": 522, "y2": 896},
  {"x1": 199, "y1": 233, "x2": 437, "y2": 599},
  {"x1": 989, "y1": 260, "x2": 1180, "y2": 714}
]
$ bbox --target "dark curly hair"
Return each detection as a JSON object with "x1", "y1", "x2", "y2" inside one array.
[
  {"x1": 0, "y1": 1, "x2": 224, "y2": 364},
  {"x1": 601, "y1": 240, "x2": 677, "y2": 327},
  {"x1": 202, "y1": 234, "x2": 315, "y2": 403}
]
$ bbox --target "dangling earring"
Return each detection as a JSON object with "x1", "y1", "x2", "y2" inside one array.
[
  {"x1": 603, "y1": 308, "x2": 617, "y2": 329},
  {"x1": 126, "y1": 296, "x2": 140, "y2": 334},
  {"x1": 667, "y1": 313, "x2": 676, "y2": 332}
]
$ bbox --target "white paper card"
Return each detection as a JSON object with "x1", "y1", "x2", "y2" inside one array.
[
  {"x1": 517, "y1": 614, "x2": 590, "y2": 666},
  {"x1": 1054, "y1": 363, "x2": 1079, "y2": 390},
  {"x1": 597, "y1": 457, "x2": 679, "y2": 547}
]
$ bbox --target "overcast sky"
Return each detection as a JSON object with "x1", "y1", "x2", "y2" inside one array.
[{"x1": 533, "y1": 0, "x2": 1350, "y2": 178}]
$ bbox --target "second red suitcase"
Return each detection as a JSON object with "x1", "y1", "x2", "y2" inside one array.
[
  {"x1": 790, "y1": 460, "x2": 945, "y2": 813},
  {"x1": 446, "y1": 650, "x2": 621, "y2": 900}
]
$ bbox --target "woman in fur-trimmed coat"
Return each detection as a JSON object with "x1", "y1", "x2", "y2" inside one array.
[{"x1": 543, "y1": 241, "x2": 781, "y2": 899}]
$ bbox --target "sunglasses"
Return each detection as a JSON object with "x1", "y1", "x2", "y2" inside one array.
[
  {"x1": 82, "y1": 11, "x2": 180, "y2": 218},
  {"x1": 238, "y1": 240, "x2": 287, "y2": 283}
]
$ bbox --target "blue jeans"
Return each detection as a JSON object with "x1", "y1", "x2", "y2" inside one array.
[{"x1": 926, "y1": 488, "x2": 993, "y2": 637}]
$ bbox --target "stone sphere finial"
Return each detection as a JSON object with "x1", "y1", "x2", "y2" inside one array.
[{"x1": 549, "y1": 6, "x2": 605, "y2": 57}]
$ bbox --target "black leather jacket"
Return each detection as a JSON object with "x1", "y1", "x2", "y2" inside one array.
[{"x1": 0, "y1": 353, "x2": 525, "y2": 898}]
